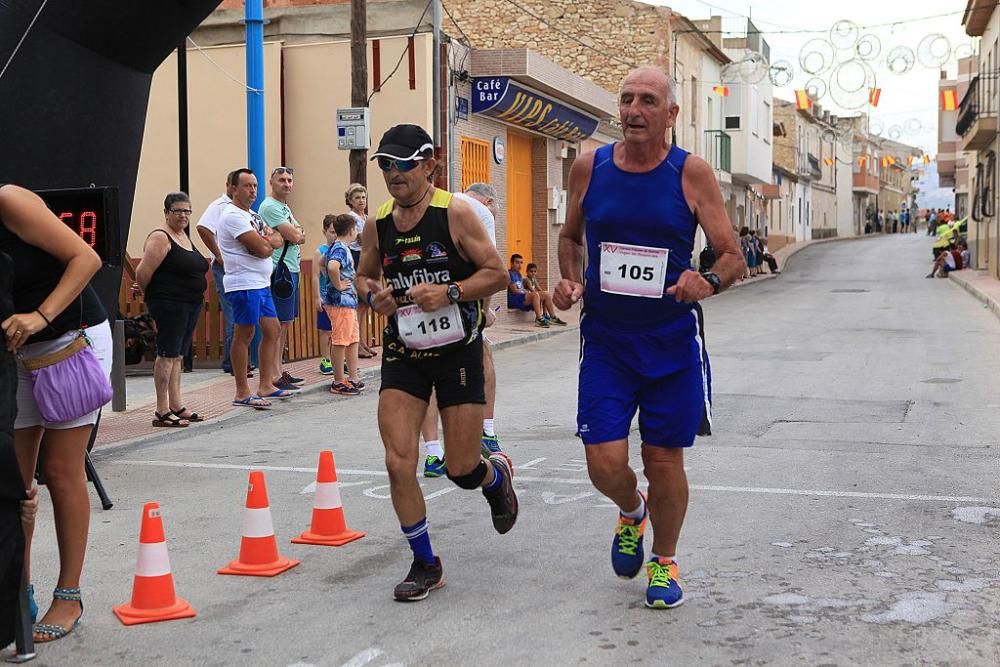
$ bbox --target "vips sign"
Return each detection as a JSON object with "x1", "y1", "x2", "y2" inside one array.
[{"x1": 472, "y1": 77, "x2": 599, "y2": 142}]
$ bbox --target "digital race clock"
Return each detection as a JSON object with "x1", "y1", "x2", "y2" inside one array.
[{"x1": 35, "y1": 186, "x2": 121, "y2": 266}]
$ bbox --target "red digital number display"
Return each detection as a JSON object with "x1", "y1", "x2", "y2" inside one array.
[
  {"x1": 58, "y1": 210, "x2": 99, "y2": 248},
  {"x1": 36, "y1": 187, "x2": 119, "y2": 265}
]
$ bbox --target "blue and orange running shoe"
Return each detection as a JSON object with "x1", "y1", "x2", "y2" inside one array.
[
  {"x1": 611, "y1": 491, "x2": 647, "y2": 578},
  {"x1": 645, "y1": 557, "x2": 684, "y2": 609}
]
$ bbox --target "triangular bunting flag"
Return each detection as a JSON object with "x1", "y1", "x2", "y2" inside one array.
[
  {"x1": 712, "y1": 85, "x2": 730, "y2": 96},
  {"x1": 868, "y1": 88, "x2": 881, "y2": 107}
]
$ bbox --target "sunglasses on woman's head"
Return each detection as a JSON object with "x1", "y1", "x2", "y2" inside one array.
[{"x1": 377, "y1": 157, "x2": 421, "y2": 173}]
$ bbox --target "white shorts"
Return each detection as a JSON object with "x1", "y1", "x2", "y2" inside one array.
[{"x1": 15, "y1": 320, "x2": 113, "y2": 430}]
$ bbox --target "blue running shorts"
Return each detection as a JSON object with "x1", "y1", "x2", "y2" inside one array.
[
  {"x1": 229, "y1": 287, "x2": 278, "y2": 326},
  {"x1": 577, "y1": 309, "x2": 712, "y2": 448}
]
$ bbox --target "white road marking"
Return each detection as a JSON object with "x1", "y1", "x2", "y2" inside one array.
[
  {"x1": 113, "y1": 460, "x2": 999, "y2": 504},
  {"x1": 300, "y1": 480, "x2": 369, "y2": 494},
  {"x1": 517, "y1": 457, "x2": 546, "y2": 470},
  {"x1": 424, "y1": 487, "x2": 457, "y2": 500},
  {"x1": 340, "y1": 648, "x2": 384, "y2": 667},
  {"x1": 542, "y1": 491, "x2": 595, "y2": 505}
]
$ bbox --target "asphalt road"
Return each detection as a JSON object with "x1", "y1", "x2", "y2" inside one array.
[{"x1": 26, "y1": 233, "x2": 1000, "y2": 666}]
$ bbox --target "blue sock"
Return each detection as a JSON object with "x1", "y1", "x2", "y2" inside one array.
[
  {"x1": 483, "y1": 461, "x2": 503, "y2": 493},
  {"x1": 401, "y1": 518, "x2": 435, "y2": 565}
]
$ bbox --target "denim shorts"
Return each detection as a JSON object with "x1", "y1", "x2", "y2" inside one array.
[{"x1": 272, "y1": 270, "x2": 300, "y2": 323}]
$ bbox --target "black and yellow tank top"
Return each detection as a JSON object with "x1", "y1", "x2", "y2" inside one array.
[{"x1": 376, "y1": 189, "x2": 482, "y2": 358}]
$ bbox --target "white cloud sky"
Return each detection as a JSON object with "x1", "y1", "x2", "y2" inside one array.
[{"x1": 639, "y1": 0, "x2": 974, "y2": 154}]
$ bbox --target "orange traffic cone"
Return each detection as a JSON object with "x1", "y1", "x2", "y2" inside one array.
[
  {"x1": 292, "y1": 451, "x2": 366, "y2": 546},
  {"x1": 218, "y1": 471, "x2": 300, "y2": 577},
  {"x1": 113, "y1": 502, "x2": 196, "y2": 625}
]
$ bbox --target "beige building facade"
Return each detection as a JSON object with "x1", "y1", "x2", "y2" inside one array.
[{"x1": 961, "y1": 0, "x2": 1000, "y2": 278}]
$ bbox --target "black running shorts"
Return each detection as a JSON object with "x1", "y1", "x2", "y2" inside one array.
[{"x1": 379, "y1": 335, "x2": 485, "y2": 409}]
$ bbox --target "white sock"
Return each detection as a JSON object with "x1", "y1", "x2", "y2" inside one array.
[
  {"x1": 483, "y1": 419, "x2": 496, "y2": 437},
  {"x1": 426, "y1": 440, "x2": 444, "y2": 458},
  {"x1": 620, "y1": 492, "x2": 645, "y2": 521},
  {"x1": 651, "y1": 553, "x2": 676, "y2": 564}
]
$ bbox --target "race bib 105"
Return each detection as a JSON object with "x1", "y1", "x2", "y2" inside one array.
[{"x1": 599, "y1": 242, "x2": 669, "y2": 298}]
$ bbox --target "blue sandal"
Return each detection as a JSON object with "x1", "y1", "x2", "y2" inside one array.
[{"x1": 33, "y1": 587, "x2": 83, "y2": 642}]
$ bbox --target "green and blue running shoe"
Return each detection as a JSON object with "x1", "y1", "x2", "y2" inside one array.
[
  {"x1": 319, "y1": 358, "x2": 334, "y2": 375},
  {"x1": 481, "y1": 432, "x2": 502, "y2": 458},
  {"x1": 423, "y1": 455, "x2": 447, "y2": 478},
  {"x1": 645, "y1": 557, "x2": 684, "y2": 609},
  {"x1": 611, "y1": 491, "x2": 647, "y2": 578}
]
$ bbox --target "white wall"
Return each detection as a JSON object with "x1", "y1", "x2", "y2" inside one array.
[{"x1": 836, "y1": 140, "x2": 854, "y2": 237}]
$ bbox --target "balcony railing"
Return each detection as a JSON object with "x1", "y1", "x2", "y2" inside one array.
[
  {"x1": 956, "y1": 74, "x2": 997, "y2": 149},
  {"x1": 704, "y1": 130, "x2": 731, "y2": 173}
]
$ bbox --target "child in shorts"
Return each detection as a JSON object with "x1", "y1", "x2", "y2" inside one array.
[
  {"x1": 313, "y1": 215, "x2": 337, "y2": 375},
  {"x1": 323, "y1": 214, "x2": 362, "y2": 396}
]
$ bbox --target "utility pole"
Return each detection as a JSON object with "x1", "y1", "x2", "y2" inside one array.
[
  {"x1": 350, "y1": 0, "x2": 367, "y2": 187},
  {"x1": 246, "y1": 0, "x2": 266, "y2": 208}
]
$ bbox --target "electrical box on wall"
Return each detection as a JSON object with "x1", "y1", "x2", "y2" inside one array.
[
  {"x1": 336, "y1": 107, "x2": 371, "y2": 150},
  {"x1": 549, "y1": 187, "x2": 568, "y2": 225}
]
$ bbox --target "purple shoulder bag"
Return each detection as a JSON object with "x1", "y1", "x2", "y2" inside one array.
[{"x1": 19, "y1": 334, "x2": 112, "y2": 423}]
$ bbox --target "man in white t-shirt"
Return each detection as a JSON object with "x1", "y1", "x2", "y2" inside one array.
[
  {"x1": 196, "y1": 172, "x2": 259, "y2": 376},
  {"x1": 420, "y1": 182, "x2": 508, "y2": 478},
  {"x1": 216, "y1": 169, "x2": 290, "y2": 408}
]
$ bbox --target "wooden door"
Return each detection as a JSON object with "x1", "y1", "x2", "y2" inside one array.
[{"x1": 506, "y1": 131, "x2": 533, "y2": 265}]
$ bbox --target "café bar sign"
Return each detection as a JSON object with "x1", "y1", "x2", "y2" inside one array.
[{"x1": 472, "y1": 76, "x2": 599, "y2": 142}]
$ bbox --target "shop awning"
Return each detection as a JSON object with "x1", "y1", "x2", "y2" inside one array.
[{"x1": 470, "y1": 49, "x2": 617, "y2": 142}]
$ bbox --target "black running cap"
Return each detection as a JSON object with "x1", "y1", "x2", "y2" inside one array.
[{"x1": 370, "y1": 124, "x2": 434, "y2": 161}]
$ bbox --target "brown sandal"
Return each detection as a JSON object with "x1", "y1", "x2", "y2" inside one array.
[{"x1": 152, "y1": 411, "x2": 189, "y2": 427}]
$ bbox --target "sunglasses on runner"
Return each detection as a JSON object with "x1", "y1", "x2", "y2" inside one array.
[{"x1": 376, "y1": 157, "x2": 422, "y2": 173}]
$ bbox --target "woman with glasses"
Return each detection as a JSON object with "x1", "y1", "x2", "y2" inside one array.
[
  {"x1": 135, "y1": 192, "x2": 210, "y2": 427},
  {"x1": 345, "y1": 183, "x2": 376, "y2": 358}
]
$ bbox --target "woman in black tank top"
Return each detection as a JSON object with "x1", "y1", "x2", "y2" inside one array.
[
  {"x1": 0, "y1": 183, "x2": 106, "y2": 643},
  {"x1": 135, "y1": 192, "x2": 209, "y2": 427}
]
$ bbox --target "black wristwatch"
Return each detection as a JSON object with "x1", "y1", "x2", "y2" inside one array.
[
  {"x1": 446, "y1": 282, "x2": 462, "y2": 304},
  {"x1": 700, "y1": 271, "x2": 721, "y2": 294}
]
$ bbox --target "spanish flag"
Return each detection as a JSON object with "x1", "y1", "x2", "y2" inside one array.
[
  {"x1": 868, "y1": 88, "x2": 881, "y2": 107},
  {"x1": 941, "y1": 89, "x2": 958, "y2": 111},
  {"x1": 823, "y1": 157, "x2": 834, "y2": 166},
  {"x1": 908, "y1": 156, "x2": 915, "y2": 166},
  {"x1": 923, "y1": 154, "x2": 932, "y2": 165},
  {"x1": 858, "y1": 156, "x2": 868, "y2": 167},
  {"x1": 712, "y1": 85, "x2": 730, "y2": 96},
  {"x1": 794, "y1": 90, "x2": 811, "y2": 110}
]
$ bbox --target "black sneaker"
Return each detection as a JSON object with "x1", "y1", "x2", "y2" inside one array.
[
  {"x1": 279, "y1": 371, "x2": 305, "y2": 385},
  {"x1": 483, "y1": 454, "x2": 518, "y2": 534},
  {"x1": 393, "y1": 557, "x2": 445, "y2": 601}
]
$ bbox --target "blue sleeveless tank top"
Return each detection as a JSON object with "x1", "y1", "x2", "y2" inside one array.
[{"x1": 581, "y1": 143, "x2": 697, "y2": 330}]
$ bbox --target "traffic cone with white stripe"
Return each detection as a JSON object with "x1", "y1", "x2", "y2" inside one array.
[
  {"x1": 291, "y1": 451, "x2": 366, "y2": 546},
  {"x1": 113, "y1": 502, "x2": 196, "y2": 625},
  {"x1": 218, "y1": 471, "x2": 300, "y2": 577}
]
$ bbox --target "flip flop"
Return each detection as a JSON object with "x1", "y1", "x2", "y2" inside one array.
[
  {"x1": 232, "y1": 395, "x2": 272, "y2": 410},
  {"x1": 261, "y1": 389, "x2": 295, "y2": 400}
]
